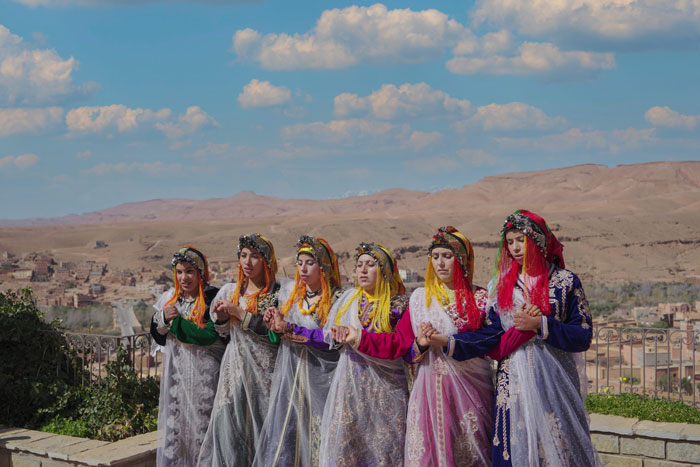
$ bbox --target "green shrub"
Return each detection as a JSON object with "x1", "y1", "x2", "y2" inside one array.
[
  {"x1": 0, "y1": 288, "x2": 79, "y2": 427},
  {"x1": 39, "y1": 347, "x2": 159, "y2": 441},
  {"x1": 1, "y1": 288, "x2": 159, "y2": 441},
  {"x1": 586, "y1": 393, "x2": 700, "y2": 424}
]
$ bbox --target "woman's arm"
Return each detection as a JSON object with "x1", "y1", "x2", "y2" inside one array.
[
  {"x1": 542, "y1": 274, "x2": 593, "y2": 352},
  {"x1": 445, "y1": 307, "x2": 505, "y2": 361}
]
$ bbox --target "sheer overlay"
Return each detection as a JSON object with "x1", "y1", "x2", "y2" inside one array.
[
  {"x1": 492, "y1": 285, "x2": 600, "y2": 467},
  {"x1": 198, "y1": 280, "x2": 291, "y2": 466},
  {"x1": 153, "y1": 290, "x2": 225, "y2": 467},
  {"x1": 318, "y1": 289, "x2": 409, "y2": 467},
  {"x1": 252, "y1": 295, "x2": 340, "y2": 467},
  {"x1": 407, "y1": 288, "x2": 493, "y2": 467}
]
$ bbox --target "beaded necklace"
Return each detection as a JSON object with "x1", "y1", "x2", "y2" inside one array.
[
  {"x1": 358, "y1": 293, "x2": 376, "y2": 328},
  {"x1": 298, "y1": 295, "x2": 321, "y2": 317},
  {"x1": 438, "y1": 287, "x2": 471, "y2": 330}
]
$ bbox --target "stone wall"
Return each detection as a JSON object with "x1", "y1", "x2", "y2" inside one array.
[
  {"x1": 591, "y1": 414, "x2": 700, "y2": 466},
  {"x1": 0, "y1": 427, "x2": 156, "y2": 466}
]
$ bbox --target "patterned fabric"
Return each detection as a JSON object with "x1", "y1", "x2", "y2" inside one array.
[
  {"x1": 152, "y1": 289, "x2": 224, "y2": 467},
  {"x1": 318, "y1": 288, "x2": 410, "y2": 467},
  {"x1": 198, "y1": 281, "x2": 288, "y2": 467},
  {"x1": 450, "y1": 265, "x2": 598, "y2": 467}
]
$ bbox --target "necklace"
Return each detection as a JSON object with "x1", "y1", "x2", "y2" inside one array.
[
  {"x1": 305, "y1": 288, "x2": 320, "y2": 299},
  {"x1": 359, "y1": 294, "x2": 375, "y2": 328},
  {"x1": 180, "y1": 295, "x2": 196, "y2": 304},
  {"x1": 299, "y1": 295, "x2": 320, "y2": 317}
]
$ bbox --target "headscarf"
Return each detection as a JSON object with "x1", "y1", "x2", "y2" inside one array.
[
  {"x1": 494, "y1": 209, "x2": 565, "y2": 316},
  {"x1": 231, "y1": 233, "x2": 278, "y2": 315},
  {"x1": 335, "y1": 242, "x2": 405, "y2": 333},
  {"x1": 425, "y1": 226, "x2": 482, "y2": 332},
  {"x1": 280, "y1": 235, "x2": 341, "y2": 327},
  {"x1": 165, "y1": 245, "x2": 210, "y2": 328}
]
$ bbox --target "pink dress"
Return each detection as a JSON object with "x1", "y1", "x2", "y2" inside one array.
[{"x1": 357, "y1": 286, "x2": 494, "y2": 467}]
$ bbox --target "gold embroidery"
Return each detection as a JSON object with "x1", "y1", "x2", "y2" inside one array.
[
  {"x1": 494, "y1": 357, "x2": 512, "y2": 460},
  {"x1": 574, "y1": 287, "x2": 591, "y2": 330},
  {"x1": 406, "y1": 403, "x2": 425, "y2": 467},
  {"x1": 544, "y1": 411, "x2": 569, "y2": 466},
  {"x1": 453, "y1": 409, "x2": 478, "y2": 465}
]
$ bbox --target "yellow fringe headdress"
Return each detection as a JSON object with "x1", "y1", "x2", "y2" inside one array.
[
  {"x1": 165, "y1": 245, "x2": 210, "y2": 328},
  {"x1": 280, "y1": 235, "x2": 340, "y2": 327},
  {"x1": 231, "y1": 233, "x2": 278, "y2": 315},
  {"x1": 425, "y1": 227, "x2": 483, "y2": 332},
  {"x1": 335, "y1": 242, "x2": 405, "y2": 334}
]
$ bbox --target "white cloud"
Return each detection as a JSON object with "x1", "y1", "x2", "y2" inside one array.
[
  {"x1": 0, "y1": 153, "x2": 39, "y2": 169},
  {"x1": 454, "y1": 102, "x2": 566, "y2": 132},
  {"x1": 334, "y1": 82, "x2": 471, "y2": 119},
  {"x1": 66, "y1": 104, "x2": 171, "y2": 133},
  {"x1": 645, "y1": 106, "x2": 699, "y2": 129},
  {"x1": 0, "y1": 25, "x2": 97, "y2": 104},
  {"x1": 81, "y1": 161, "x2": 182, "y2": 176},
  {"x1": 471, "y1": 0, "x2": 700, "y2": 50},
  {"x1": 282, "y1": 118, "x2": 410, "y2": 147},
  {"x1": 155, "y1": 106, "x2": 218, "y2": 139},
  {"x1": 447, "y1": 41, "x2": 615, "y2": 78},
  {"x1": 233, "y1": 4, "x2": 469, "y2": 70},
  {"x1": 407, "y1": 130, "x2": 441, "y2": 151},
  {"x1": 0, "y1": 106, "x2": 63, "y2": 137},
  {"x1": 238, "y1": 79, "x2": 291, "y2": 108},
  {"x1": 497, "y1": 127, "x2": 657, "y2": 154}
]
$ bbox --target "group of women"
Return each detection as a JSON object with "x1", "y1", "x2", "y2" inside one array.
[{"x1": 149, "y1": 209, "x2": 600, "y2": 467}]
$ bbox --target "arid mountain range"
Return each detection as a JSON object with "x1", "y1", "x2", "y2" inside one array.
[{"x1": 1, "y1": 161, "x2": 699, "y2": 286}]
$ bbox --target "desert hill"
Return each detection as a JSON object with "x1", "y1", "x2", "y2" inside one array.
[{"x1": 1, "y1": 161, "x2": 699, "y2": 287}]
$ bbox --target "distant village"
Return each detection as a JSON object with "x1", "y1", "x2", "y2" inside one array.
[{"x1": 0, "y1": 245, "x2": 421, "y2": 311}]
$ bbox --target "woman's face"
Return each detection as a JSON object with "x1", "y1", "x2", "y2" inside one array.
[
  {"x1": 431, "y1": 247, "x2": 454, "y2": 285},
  {"x1": 239, "y1": 247, "x2": 265, "y2": 282},
  {"x1": 356, "y1": 253, "x2": 378, "y2": 294},
  {"x1": 297, "y1": 253, "x2": 322, "y2": 290},
  {"x1": 505, "y1": 230, "x2": 525, "y2": 265},
  {"x1": 175, "y1": 262, "x2": 200, "y2": 296}
]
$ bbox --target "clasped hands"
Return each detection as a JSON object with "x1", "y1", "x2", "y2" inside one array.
[
  {"x1": 414, "y1": 303, "x2": 544, "y2": 349},
  {"x1": 211, "y1": 300, "x2": 246, "y2": 324},
  {"x1": 263, "y1": 306, "x2": 288, "y2": 333}
]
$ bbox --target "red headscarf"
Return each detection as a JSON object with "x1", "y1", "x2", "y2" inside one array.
[{"x1": 494, "y1": 210, "x2": 565, "y2": 316}]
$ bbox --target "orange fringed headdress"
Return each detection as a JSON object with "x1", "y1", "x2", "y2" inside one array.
[
  {"x1": 335, "y1": 242, "x2": 405, "y2": 334},
  {"x1": 230, "y1": 234, "x2": 278, "y2": 315},
  {"x1": 280, "y1": 235, "x2": 340, "y2": 327},
  {"x1": 493, "y1": 209, "x2": 565, "y2": 316},
  {"x1": 425, "y1": 226, "x2": 482, "y2": 332},
  {"x1": 165, "y1": 245, "x2": 210, "y2": 328}
]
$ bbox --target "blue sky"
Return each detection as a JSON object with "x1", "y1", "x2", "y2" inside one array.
[{"x1": 1, "y1": 0, "x2": 699, "y2": 219}]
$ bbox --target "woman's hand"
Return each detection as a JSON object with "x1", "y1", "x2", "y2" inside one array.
[
  {"x1": 420, "y1": 322, "x2": 449, "y2": 347},
  {"x1": 269, "y1": 307, "x2": 287, "y2": 333},
  {"x1": 163, "y1": 304, "x2": 179, "y2": 323},
  {"x1": 520, "y1": 303, "x2": 542, "y2": 317},
  {"x1": 331, "y1": 326, "x2": 358, "y2": 345},
  {"x1": 212, "y1": 301, "x2": 245, "y2": 322},
  {"x1": 514, "y1": 306, "x2": 542, "y2": 332}
]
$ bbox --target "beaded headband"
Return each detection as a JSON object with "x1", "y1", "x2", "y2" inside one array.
[
  {"x1": 501, "y1": 213, "x2": 547, "y2": 255},
  {"x1": 355, "y1": 242, "x2": 394, "y2": 282},
  {"x1": 171, "y1": 247, "x2": 208, "y2": 282},
  {"x1": 238, "y1": 233, "x2": 274, "y2": 268},
  {"x1": 429, "y1": 226, "x2": 469, "y2": 276}
]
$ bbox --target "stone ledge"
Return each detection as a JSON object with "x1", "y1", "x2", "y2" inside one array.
[
  {"x1": 0, "y1": 427, "x2": 157, "y2": 467},
  {"x1": 591, "y1": 414, "x2": 700, "y2": 442}
]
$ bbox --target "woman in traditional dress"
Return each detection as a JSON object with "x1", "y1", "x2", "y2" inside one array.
[
  {"x1": 334, "y1": 227, "x2": 495, "y2": 466},
  {"x1": 198, "y1": 234, "x2": 289, "y2": 466},
  {"x1": 424, "y1": 210, "x2": 598, "y2": 467},
  {"x1": 150, "y1": 246, "x2": 225, "y2": 467},
  {"x1": 253, "y1": 235, "x2": 344, "y2": 467},
  {"x1": 318, "y1": 242, "x2": 408, "y2": 467}
]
